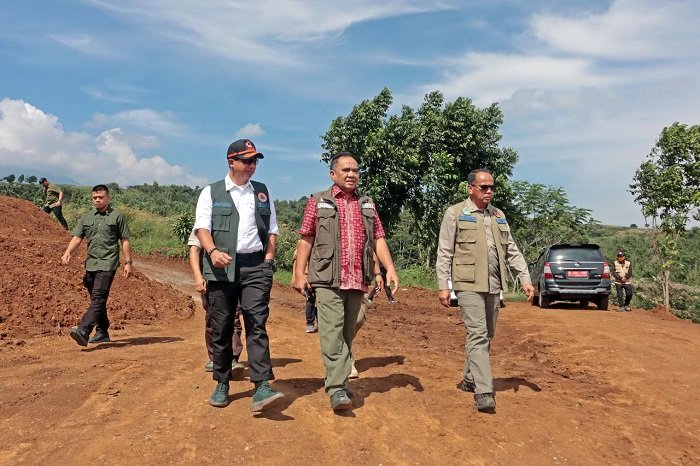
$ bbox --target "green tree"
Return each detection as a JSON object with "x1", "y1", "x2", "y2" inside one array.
[
  {"x1": 629, "y1": 122, "x2": 700, "y2": 309},
  {"x1": 509, "y1": 180, "x2": 597, "y2": 261},
  {"x1": 26, "y1": 175, "x2": 37, "y2": 184},
  {"x1": 3, "y1": 174, "x2": 16, "y2": 183},
  {"x1": 17, "y1": 174, "x2": 25, "y2": 183},
  {"x1": 321, "y1": 88, "x2": 518, "y2": 266}
]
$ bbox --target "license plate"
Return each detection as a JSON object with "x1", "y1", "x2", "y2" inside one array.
[{"x1": 567, "y1": 270, "x2": 588, "y2": 278}]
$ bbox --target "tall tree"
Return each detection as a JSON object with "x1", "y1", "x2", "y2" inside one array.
[
  {"x1": 629, "y1": 122, "x2": 700, "y2": 308},
  {"x1": 321, "y1": 88, "x2": 518, "y2": 266}
]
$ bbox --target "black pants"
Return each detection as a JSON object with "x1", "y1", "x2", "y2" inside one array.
[
  {"x1": 202, "y1": 291, "x2": 243, "y2": 361},
  {"x1": 615, "y1": 283, "x2": 633, "y2": 307},
  {"x1": 305, "y1": 289, "x2": 317, "y2": 325},
  {"x1": 43, "y1": 205, "x2": 69, "y2": 230},
  {"x1": 79, "y1": 270, "x2": 116, "y2": 334},
  {"x1": 207, "y1": 254, "x2": 274, "y2": 383}
]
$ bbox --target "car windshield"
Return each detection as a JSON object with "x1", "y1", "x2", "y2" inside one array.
[{"x1": 549, "y1": 248, "x2": 602, "y2": 262}]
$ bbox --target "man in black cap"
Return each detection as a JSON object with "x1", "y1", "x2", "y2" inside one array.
[
  {"x1": 613, "y1": 251, "x2": 633, "y2": 311},
  {"x1": 193, "y1": 138, "x2": 284, "y2": 410},
  {"x1": 39, "y1": 177, "x2": 69, "y2": 230}
]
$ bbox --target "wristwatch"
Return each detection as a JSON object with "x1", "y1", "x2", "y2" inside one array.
[{"x1": 264, "y1": 259, "x2": 277, "y2": 272}]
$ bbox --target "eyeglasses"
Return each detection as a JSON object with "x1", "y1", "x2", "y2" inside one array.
[
  {"x1": 470, "y1": 184, "x2": 496, "y2": 192},
  {"x1": 234, "y1": 157, "x2": 258, "y2": 165}
]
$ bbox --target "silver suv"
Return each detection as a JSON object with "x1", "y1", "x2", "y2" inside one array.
[{"x1": 529, "y1": 244, "x2": 611, "y2": 310}]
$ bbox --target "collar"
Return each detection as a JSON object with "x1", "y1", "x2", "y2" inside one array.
[
  {"x1": 463, "y1": 198, "x2": 495, "y2": 215},
  {"x1": 94, "y1": 205, "x2": 113, "y2": 216},
  {"x1": 225, "y1": 174, "x2": 253, "y2": 193},
  {"x1": 331, "y1": 184, "x2": 359, "y2": 199}
]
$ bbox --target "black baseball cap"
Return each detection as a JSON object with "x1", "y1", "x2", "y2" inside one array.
[
  {"x1": 617, "y1": 251, "x2": 625, "y2": 256},
  {"x1": 38, "y1": 177, "x2": 47, "y2": 183},
  {"x1": 226, "y1": 139, "x2": 264, "y2": 160}
]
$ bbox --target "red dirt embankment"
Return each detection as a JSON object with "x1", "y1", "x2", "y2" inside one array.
[{"x1": 0, "y1": 196, "x2": 194, "y2": 344}]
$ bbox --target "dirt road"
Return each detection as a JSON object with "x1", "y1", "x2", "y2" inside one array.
[{"x1": 1, "y1": 254, "x2": 699, "y2": 465}]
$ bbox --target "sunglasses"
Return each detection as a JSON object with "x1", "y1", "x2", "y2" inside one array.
[
  {"x1": 470, "y1": 184, "x2": 496, "y2": 192},
  {"x1": 233, "y1": 157, "x2": 258, "y2": 165}
]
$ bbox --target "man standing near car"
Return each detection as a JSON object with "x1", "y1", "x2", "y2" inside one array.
[
  {"x1": 613, "y1": 251, "x2": 633, "y2": 312},
  {"x1": 194, "y1": 138, "x2": 283, "y2": 410},
  {"x1": 436, "y1": 168, "x2": 534, "y2": 413}
]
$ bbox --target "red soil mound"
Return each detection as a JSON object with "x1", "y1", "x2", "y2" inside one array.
[{"x1": 0, "y1": 196, "x2": 194, "y2": 343}]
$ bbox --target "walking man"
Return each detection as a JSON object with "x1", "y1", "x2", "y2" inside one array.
[
  {"x1": 293, "y1": 151, "x2": 399, "y2": 411},
  {"x1": 61, "y1": 184, "x2": 132, "y2": 345},
  {"x1": 194, "y1": 138, "x2": 283, "y2": 410},
  {"x1": 436, "y1": 168, "x2": 534, "y2": 413},
  {"x1": 613, "y1": 250, "x2": 633, "y2": 312},
  {"x1": 39, "y1": 177, "x2": 69, "y2": 230}
]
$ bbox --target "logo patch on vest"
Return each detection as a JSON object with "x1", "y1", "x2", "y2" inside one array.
[
  {"x1": 495, "y1": 218, "x2": 508, "y2": 224},
  {"x1": 459, "y1": 215, "x2": 477, "y2": 222},
  {"x1": 257, "y1": 192, "x2": 268, "y2": 203},
  {"x1": 361, "y1": 202, "x2": 375, "y2": 210},
  {"x1": 212, "y1": 201, "x2": 232, "y2": 208},
  {"x1": 317, "y1": 202, "x2": 335, "y2": 210}
]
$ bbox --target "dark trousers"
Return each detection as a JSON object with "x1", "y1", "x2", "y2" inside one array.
[
  {"x1": 202, "y1": 291, "x2": 243, "y2": 361},
  {"x1": 615, "y1": 283, "x2": 633, "y2": 307},
  {"x1": 43, "y1": 205, "x2": 69, "y2": 230},
  {"x1": 79, "y1": 270, "x2": 116, "y2": 334},
  {"x1": 207, "y1": 254, "x2": 274, "y2": 384},
  {"x1": 305, "y1": 289, "x2": 317, "y2": 325}
]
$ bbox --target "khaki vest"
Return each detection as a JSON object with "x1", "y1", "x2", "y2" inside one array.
[
  {"x1": 450, "y1": 201, "x2": 511, "y2": 293},
  {"x1": 613, "y1": 260, "x2": 632, "y2": 285},
  {"x1": 203, "y1": 179, "x2": 271, "y2": 282},
  {"x1": 307, "y1": 188, "x2": 376, "y2": 288}
]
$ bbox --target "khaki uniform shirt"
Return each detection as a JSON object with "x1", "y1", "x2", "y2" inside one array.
[
  {"x1": 71, "y1": 206, "x2": 130, "y2": 272},
  {"x1": 436, "y1": 198, "x2": 531, "y2": 293},
  {"x1": 44, "y1": 183, "x2": 62, "y2": 207}
]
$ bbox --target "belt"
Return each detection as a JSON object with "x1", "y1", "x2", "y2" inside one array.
[{"x1": 236, "y1": 251, "x2": 264, "y2": 267}]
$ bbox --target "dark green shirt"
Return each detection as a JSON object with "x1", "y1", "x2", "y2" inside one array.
[
  {"x1": 71, "y1": 206, "x2": 130, "y2": 272},
  {"x1": 44, "y1": 183, "x2": 62, "y2": 206}
]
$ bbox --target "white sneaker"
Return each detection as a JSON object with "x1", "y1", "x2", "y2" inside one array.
[{"x1": 349, "y1": 360, "x2": 359, "y2": 379}]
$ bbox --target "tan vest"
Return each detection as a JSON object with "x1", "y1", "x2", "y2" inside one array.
[
  {"x1": 307, "y1": 188, "x2": 376, "y2": 288},
  {"x1": 450, "y1": 201, "x2": 510, "y2": 293},
  {"x1": 613, "y1": 260, "x2": 632, "y2": 285}
]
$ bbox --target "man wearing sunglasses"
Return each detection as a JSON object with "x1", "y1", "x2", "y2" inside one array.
[
  {"x1": 193, "y1": 138, "x2": 284, "y2": 410},
  {"x1": 436, "y1": 168, "x2": 534, "y2": 413}
]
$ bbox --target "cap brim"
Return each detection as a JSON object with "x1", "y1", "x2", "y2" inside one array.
[{"x1": 227, "y1": 151, "x2": 264, "y2": 159}]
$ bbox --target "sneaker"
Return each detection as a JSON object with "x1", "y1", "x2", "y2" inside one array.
[
  {"x1": 204, "y1": 360, "x2": 213, "y2": 372},
  {"x1": 349, "y1": 360, "x2": 359, "y2": 379},
  {"x1": 231, "y1": 359, "x2": 245, "y2": 378},
  {"x1": 209, "y1": 382, "x2": 230, "y2": 408},
  {"x1": 88, "y1": 332, "x2": 111, "y2": 344},
  {"x1": 624, "y1": 306, "x2": 632, "y2": 312},
  {"x1": 474, "y1": 393, "x2": 496, "y2": 412},
  {"x1": 330, "y1": 390, "x2": 352, "y2": 411},
  {"x1": 460, "y1": 379, "x2": 476, "y2": 393},
  {"x1": 251, "y1": 381, "x2": 284, "y2": 412},
  {"x1": 69, "y1": 327, "x2": 88, "y2": 347},
  {"x1": 305, "y1": 324, "x2": 317, "y2": 333},
  {"x1": 388, "y1": 300, "x2": 396, "y2": 304}
]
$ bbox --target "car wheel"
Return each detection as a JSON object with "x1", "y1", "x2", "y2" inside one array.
[
  {"x1": 579, "y1": 299, "x2": 589, "y2": 308},
  {"x1": 596, "y1": 295, "x2": 609, "y2": 310}
]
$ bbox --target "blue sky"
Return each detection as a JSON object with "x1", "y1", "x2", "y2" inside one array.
[{"x1": 1, "y1": 0, "x2": 699, "y2": 226}]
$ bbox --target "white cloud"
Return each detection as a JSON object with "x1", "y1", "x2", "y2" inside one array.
[
  {"x1": 87, "y1": 0, "x2": 453, "y2": 66},
  {"x1": 48, "y1": 33, "x2": 119, "y2": 58},
  {"x1": 88, "y1": 109, "x2": 186, "y2": 136},
  {"x1": 235, "y1": 123, "x2": 264, "y2": 138},
  {"x1": 0, "y1": 98, "x2": 206, "y2": 187},
  {"x1": 531, "y1": 0, "x2": 700, "y2": 61}
]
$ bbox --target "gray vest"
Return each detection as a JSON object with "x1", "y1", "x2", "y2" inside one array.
[{"x1": 203, "y1": 179, "x2": 271, "y2": 282}]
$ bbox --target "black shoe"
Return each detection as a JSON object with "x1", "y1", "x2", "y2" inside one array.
[
  {"x1": 474, "y1": 393, "x2": 496, "y2": 412},
  {"x1": 69, "y1": 327, "x2": 88, "y2": 347},
  {"x1": 460, "y1": 379, "x2": 476, "y2": 393},
  {"x1": 88, "y1": 332, "x2": 111, "y2": 344},
  {"x1": 330, "y1": 390, "x2": 352, "y2": 411},
  {"x1": 345, "y1": 387, "x2": 354, "y2": 398}
]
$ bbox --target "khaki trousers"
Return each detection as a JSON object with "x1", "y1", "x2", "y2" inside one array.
[
  {"x1": 457, "y1": 291, "x2": 500, "y2": 394},
  {"x1": 315, "y1": 288, "x2": 364, "y2": 396}
]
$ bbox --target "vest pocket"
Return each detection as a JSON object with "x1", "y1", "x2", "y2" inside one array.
[
  {"x1": 310, "y1": 244, "x2": 334, "y2": 284},
  {"x1": 453, "y1": 255, "x2": 476, "y2": 282},
  {"x1": 497, "y1": 222, "x2": 510, "y2": 244},
  {"x1": 212, "y1": 207, "x2": 232, "y2": 231}
]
